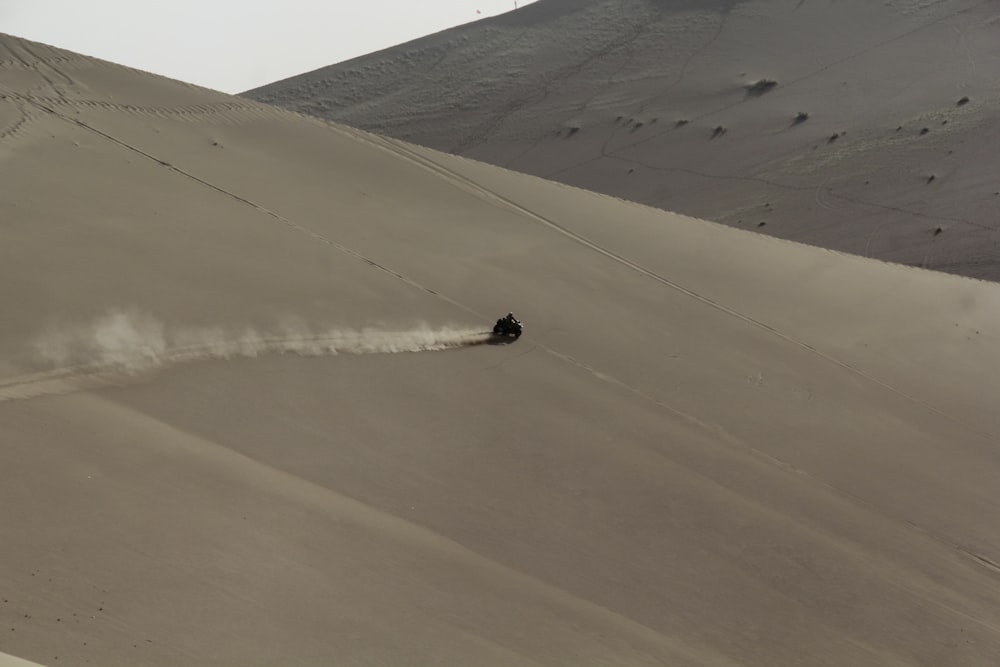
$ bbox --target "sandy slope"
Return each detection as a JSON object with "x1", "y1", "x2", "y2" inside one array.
[
  {"x1": 0, "y1": 653, "x2": 43, "y2": 667},
  {"x1": 3, "y1": 32, "x2": 1000, "y2": 666},
  {"x1": 245, "y1": 0, "x2": 1000, "y2": 281}
]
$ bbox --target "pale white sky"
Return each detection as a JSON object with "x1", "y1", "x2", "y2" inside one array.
[{"x1": 2, "y1": 1, "x2": 537, "y2": 93}]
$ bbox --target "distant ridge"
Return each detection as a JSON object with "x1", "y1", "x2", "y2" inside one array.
[{"x1": 246, "y1": 0, "x2": 1000, "y2": 281}]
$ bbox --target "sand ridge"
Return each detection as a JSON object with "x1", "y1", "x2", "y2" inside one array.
[{"x1": 246, "y1": 0, "x2": 1000, "y2": 280}]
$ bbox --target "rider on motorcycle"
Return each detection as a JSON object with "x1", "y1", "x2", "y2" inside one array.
[{"x1": 494, "y1": 312, "x2": 522, "y2": 338}]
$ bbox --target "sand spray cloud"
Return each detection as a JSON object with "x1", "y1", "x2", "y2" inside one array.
[{"x1": 1, "y1": 308, "x2": 493, "y2": 401}]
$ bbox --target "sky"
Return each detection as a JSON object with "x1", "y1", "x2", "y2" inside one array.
[{"x1": 2, "y1": 1, "x2": 537, "y2": 93}]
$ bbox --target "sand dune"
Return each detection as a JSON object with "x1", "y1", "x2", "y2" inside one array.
[
  {"x1": 246, "y1": 0, "x2": 1000, "y2": 281},
  {"x1": 3, "y1": 31, "x2": 1000, "y2": 666}
]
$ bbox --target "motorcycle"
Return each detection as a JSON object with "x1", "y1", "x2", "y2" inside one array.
[{"x1": 493, "y1": 315, "x2": 523, "y2": 339}]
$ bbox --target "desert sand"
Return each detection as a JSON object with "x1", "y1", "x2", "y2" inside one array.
[
  {"x1": 246, "y1": 0, "x2": 1000, "y2": 281},
  {"x1": 0, "y1": 653, "x2": 43, "y2": 667},
  {"x1": 2, "y1": 30, "x2": 1000, "y2": 666}
]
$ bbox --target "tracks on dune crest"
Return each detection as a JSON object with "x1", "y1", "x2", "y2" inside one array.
[
  {"x1": 27, "y1": 95, "x2": 281, "y2": 124},
  {"x1": 0, "y1": 102, "x2": 36, "y2": 144}
]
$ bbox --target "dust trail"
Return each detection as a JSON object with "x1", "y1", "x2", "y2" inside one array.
[{"x1": 0, "y1": 309, "x2": 493, "y2": 402}]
